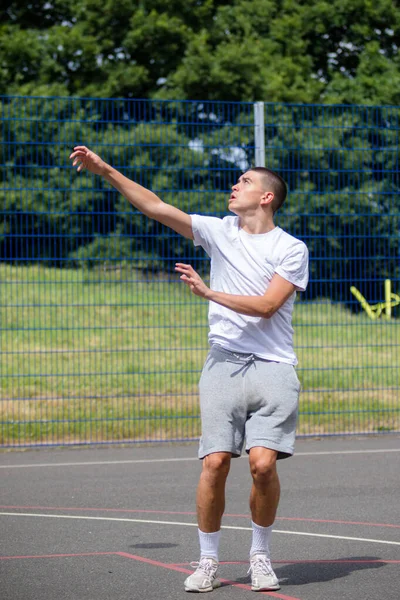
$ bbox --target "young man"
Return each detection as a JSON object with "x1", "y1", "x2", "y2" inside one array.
[{"x1": 69, "y1": 146, "x2": 309, "y2": 593}]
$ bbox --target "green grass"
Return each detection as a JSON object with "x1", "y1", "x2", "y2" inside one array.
[{"x1": 1, "y1": 264, "x2": 399, "y2": 445}]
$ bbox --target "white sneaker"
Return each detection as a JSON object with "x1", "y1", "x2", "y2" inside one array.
[
  {"x1": 184, "y1": 556, "x2": 221, "y2": 593},
  {"x1": 248, "y1": 553, "x2": 280, "y2": 591}
]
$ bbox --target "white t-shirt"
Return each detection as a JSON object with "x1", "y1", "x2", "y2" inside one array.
[{"x1": 191, "y1": 214, "x2": 309, "y2": 365}]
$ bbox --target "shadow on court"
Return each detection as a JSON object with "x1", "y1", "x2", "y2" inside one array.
[{"x1": 234, "y1": 556, "x2": 387, "y2": 586}]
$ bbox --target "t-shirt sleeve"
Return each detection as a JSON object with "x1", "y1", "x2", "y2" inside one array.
[
  {"x1": 275, "y1": 242, "x2": 309, "y2": 291},
  {"x1": 190, "y1": 214, "x2": 224, "y2": 256}
]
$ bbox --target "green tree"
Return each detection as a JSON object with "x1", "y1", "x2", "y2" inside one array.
[
  {"x1": 1, "y1": 0, "x2": 400, "y2": 103},
  {"x1": 1, "y1": 1, "x2": 400, "y2": 308}
]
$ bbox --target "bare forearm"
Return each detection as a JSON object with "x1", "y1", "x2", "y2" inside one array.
[
  {"x1": 205, "y1": 290, "x2": 275, "y2": 319},
  {"x1": 102, "y1": 164, "x2": 163, "y2": 217},
  {"x1": 71, "y1": 146, "x2": 193, "y2": 238},
  {"x1": 175, "y1": 264, "x2": 295, "y2": 317}
]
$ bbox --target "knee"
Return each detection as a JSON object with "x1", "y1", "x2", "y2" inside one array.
[
  {"x1": 249, "y1": 454, "x2": 277, "y2": 484},
  {"x1": 202, "y1": 452, "x2": 231, "y2": 482}
]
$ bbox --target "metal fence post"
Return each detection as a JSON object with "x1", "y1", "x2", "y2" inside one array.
[{"x1": 253, "y1": 101, "x2": 265, "y2": 167}]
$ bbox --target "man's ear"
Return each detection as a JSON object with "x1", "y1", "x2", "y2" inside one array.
[{"x1": 260, "y1": 191, "x2": 274, "y2": 206}]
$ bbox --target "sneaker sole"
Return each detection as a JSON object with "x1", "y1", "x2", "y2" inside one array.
[
  {"x1": 251, "y1": 584, "x2": 281, "y2": 592},
  {"x1": 184, "y1": 580, "x2": 221, "y2": 593}
]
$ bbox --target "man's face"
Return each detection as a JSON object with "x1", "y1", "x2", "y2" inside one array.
[{"x1": 228, "y1": 170, "x2": 270, "y2": 215}]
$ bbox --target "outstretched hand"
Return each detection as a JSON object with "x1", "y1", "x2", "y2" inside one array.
[
  {"x1": 175, "y1": 263, "x2": 210, "y2": 299},
  {"x1": 69, "y1": 146, "x2": 109, "y2": 176}
]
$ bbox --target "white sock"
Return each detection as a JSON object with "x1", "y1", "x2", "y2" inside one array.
[
  {"x1": 198, "y1": 529, "x2": 221, "y2": 561},
  {"x1": 250, "y1": 521, "x2": 273, "y2": 557}
]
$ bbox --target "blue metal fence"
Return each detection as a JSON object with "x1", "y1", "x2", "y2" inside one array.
[{"x1": 1, "y1": 96, "x2": 399, "y2": 447}]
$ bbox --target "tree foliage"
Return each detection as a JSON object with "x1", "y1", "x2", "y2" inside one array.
[
  {"x1": 1, "y1": 0, "x2": 400, "y2": 103},
  {"x1": 1, "y1": 1, "x2": 399, "y2": 307}
]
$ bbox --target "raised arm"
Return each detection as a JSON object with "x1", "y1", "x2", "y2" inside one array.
[{"x1": 69, "y1": 146, "x2": 193, "y2": 240}]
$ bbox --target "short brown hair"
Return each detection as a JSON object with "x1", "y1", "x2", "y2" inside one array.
[{"x1": 249, "y1": 167, "x2": 287, "y2": 213}]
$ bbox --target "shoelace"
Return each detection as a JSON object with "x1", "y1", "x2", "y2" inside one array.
[
  {"x1": 189, "y1": 558, "x2": 217, "y2": 577},
  {"x1": 247, "y1": 556, "x2": 275, "y2": 576}
]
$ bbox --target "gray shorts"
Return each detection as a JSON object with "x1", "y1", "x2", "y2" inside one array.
[{"x1": 198, "y1": 345, "x2": 301, "y2": 460}]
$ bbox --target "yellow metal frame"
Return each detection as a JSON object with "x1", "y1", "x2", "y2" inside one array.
[{"x1": 350, "y1": 279, "x2": 400, "y2": 320}]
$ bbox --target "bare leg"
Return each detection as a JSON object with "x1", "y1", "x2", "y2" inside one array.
[
  {"x1": 184, "y1": 453, "x2": 230, "y2": 591},
  {"x1": 197, "y1": 452, "x2": 232, "y2": 532},
  {"x1": 249, "y1": 447, "x2": 280, "y2": 526}
]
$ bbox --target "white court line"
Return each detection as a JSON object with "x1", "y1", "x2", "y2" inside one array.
[
  {"x1": 0, "y1": 457, "x2": 199, "y2": 469},
  {"x1": 0, "y1": 512, "x2": 399, "y2": 547},
  {"x1": 1, "y1": 447, "x2": 400, "y2": 469}
]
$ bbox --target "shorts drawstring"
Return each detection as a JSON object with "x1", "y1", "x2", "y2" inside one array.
[{"x1": 226, "y1": 352, "x2": 257, "y2": 375}]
